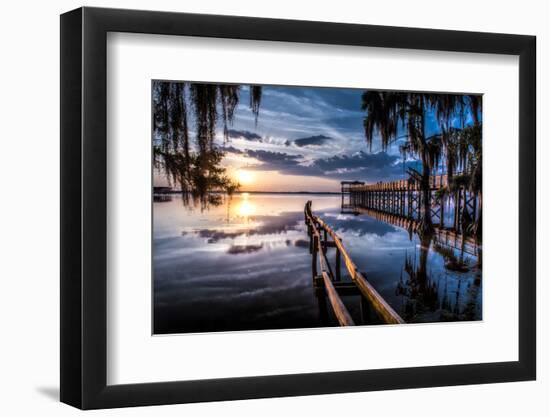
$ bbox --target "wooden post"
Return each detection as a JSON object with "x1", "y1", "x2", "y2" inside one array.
[
  {"x1": 418, "y1": 190, "x2": 423, "y2": 221},
  {"x1": 472, "y1": 193, "x2": 478, "y2": 223},
  {"x1": 335, "y1": 248, "x2": 341, "y2": 281},
  {"x1": 462, "y1": 187, "x2": 467, "y2": 234},
  {"x1": 308, "y1": 224, "x2": 313, "y2": 254},
  {"x1": 440, "y1": 198, "x2": 445, "y2": 228},
  {"x1": 315, "y1": 285, "x2": 329, "y2": 325},
  {"x1": 312, "y1": 235, "x2": 318, "y2": 279},
  {"x1": 360, "y1": 295, "x2": 371, "y2": 324},
  {"x1": 407, "y1": 189, "x2": 412, "y2": 218}
]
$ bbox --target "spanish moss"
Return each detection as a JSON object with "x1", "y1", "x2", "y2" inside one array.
[{"x1": 152, "y1": 81, "x2": 262, "y2": 198}]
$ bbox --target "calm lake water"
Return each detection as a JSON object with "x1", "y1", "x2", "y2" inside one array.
[{"x1": 153, "y1": 193, "x2": 482, "y2": 334}]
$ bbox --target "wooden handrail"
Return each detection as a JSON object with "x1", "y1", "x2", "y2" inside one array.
[
  {"x1": 307, "y1": 206, "x2": 355, "y2": 326},
  {"x1": 305, "y1": 201, "x2": 405, "y2": 325}
]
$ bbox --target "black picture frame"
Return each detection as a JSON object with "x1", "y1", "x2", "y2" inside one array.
[{"x1": 60, "y1": 6, "x2": 536, "y2": 410}]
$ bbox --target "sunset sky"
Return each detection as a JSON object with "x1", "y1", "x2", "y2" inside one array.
[{"x1": 154, "y1": 84, "x2": 470, "y2": 192}]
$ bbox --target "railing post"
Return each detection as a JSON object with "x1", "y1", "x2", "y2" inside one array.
[
  {"x1": 312, "y1": 234, "x2": 318, "y2": 280},
  {"x1": 308, "y1": 224, "x2": 313, "y2": 254},
  {"x1": 335, "y1": 248, "x2": 341, "y2": 281},
  {"x1": 440, "y1": 198, "x2": 445, "y2": 228},
  {"x1": 472, "y1": 193, "x2": 477, "y2": 223},
  {"x1": 360, "y1": 295, "x2": 371, "y2": 324}
]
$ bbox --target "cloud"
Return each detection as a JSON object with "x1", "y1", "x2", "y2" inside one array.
[
  {"x1": 314, "y1": 151, "x2": 398, "y2": 171},
  {"x1": 230, "y1": 86, "x2": 372, "y2": 157},
  {"x1": 244, "y1": 149, "x2": 304, "y2": 169},
  {"x1": 227, "y1": 129, "x2": 262, "y2": 141},
  {"x1": 225, "y1": 146, "x2": 412, "y2": 182},
  {"x1": 292, "y1": 134, "x2": 331, "y2": 147},
  {"x1": 316, "y1": 151, "x2": 415, "y2": 181},
  {"x1": 221, "y1": 145, "x2": 244, "y2": 154}
]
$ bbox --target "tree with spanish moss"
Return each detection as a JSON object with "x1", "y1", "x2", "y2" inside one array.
[
  {"x1": 362, "y1": 91, "x2": 482, "y2": 238},
  {"x1": 361, "y1": 91, "x2": 440, "y2": 234},
  {"x1": 428, "y1": 94, "x2": 482, "y2": 241},
  {"x1": 152, "y1": 82, "x2": 262, "y2": 200}
]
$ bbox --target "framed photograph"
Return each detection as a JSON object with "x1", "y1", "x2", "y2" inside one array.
[{"x1": 60, "y1": 6, "x2": 536, "y2": 409}]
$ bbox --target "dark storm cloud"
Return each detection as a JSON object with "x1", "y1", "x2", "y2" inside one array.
[
  {"x1": 227, "y1": 129, "x2": 263, "y2": 141},
  {"x1": 292, "y1": 134, "x2": 332, "y2": 147}
]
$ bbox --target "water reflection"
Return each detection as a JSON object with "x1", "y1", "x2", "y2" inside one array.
[
  {"x1": 395, "y1": 234, "x2": 439, "y2": 321},
  {"x1": 153, "y1": 193, "x2": 481, "y2": 334},
  {"x1": 236, "y1": 193, "x2": 256, "y2": 218}
]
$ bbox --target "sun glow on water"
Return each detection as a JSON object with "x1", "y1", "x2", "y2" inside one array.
[{"x1": 235, "y1": 193, "x2": 256, "y2": 218}]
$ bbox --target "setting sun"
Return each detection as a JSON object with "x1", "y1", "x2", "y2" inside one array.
[{"x1": 237, "y1": 169, "x2": 254, "y2": 186}]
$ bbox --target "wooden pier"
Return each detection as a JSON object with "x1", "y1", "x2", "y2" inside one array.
[
  {"x1": 346, "y1": 175, "x2": 481, "y2": 237},
  {"x1": 304, "y1": 201, "x2": 405, "y2": 326}
]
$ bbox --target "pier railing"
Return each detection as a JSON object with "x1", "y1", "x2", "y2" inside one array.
[
  {"x1": 348, "y1": 174, "x2": 448, "y2": 192},
  {"x1": 343, "y1": 174, "x2": 481, "y2": 239},
  {"x1": 304, "y1": 201, "x2": 405, "y2": 326}
]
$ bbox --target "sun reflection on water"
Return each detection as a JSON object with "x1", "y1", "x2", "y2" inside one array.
[{"x1": 235, "y1": 193, "x2": 256, "y2": 219}]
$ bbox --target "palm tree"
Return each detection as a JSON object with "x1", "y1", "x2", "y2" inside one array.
[{"x1": 153, "y1": 82, "x2": 262, "y2": 197}]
